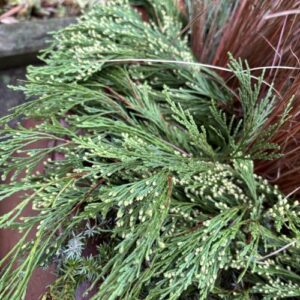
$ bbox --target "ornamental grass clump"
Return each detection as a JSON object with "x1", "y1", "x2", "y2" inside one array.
[{"x1": 1, "y1": 1, "x2": 300, "y2": 299}]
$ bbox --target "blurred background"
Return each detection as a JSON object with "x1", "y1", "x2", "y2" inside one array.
[
  {"x1": 0, "y1": 0, "x2": 102, "y2": 118},
  {"x1": 0, "y1": 2, "x2": 91, "y2": 299}
]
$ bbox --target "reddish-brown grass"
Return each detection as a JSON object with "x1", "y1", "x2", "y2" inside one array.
[{"x1": 191, "y1": 0, "x2": 300, "y2": 195}]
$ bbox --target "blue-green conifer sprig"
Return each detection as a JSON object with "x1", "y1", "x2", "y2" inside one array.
[{"x1": 0, "y1": 1, "x2": 299, "y2": 299}]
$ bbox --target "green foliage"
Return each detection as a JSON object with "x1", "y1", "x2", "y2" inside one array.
[{"x1": 0, "y1": 1, "x2": 299, "y2": 300}]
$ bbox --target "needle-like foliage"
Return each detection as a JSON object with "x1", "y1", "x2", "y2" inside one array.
[{"x1": 0, "y1": 1, "x2": 300, "y2": 299}]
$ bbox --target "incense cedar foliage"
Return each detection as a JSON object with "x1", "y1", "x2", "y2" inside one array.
[{"x1": 0, "y1": 1, "x2": 300, "y2": 299}]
